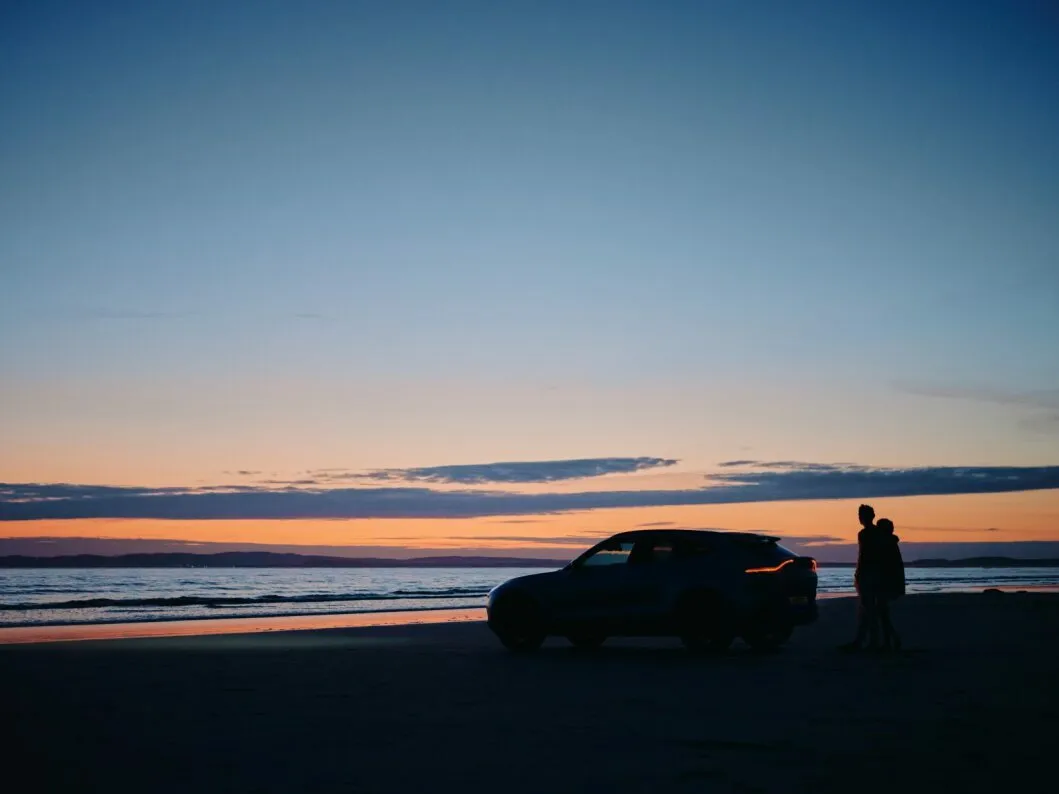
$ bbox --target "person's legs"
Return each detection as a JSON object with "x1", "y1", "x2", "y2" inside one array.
[
  {"x1": 840, "y1": 589, "x2": 872, "y2": 651},
  {"x1": 862, "y1": 590, "x2": 881, "y2": 649},
  {"x1": 877, "y1": 597, "x2": 893, "y2": 648},
  {"x1": 852, "y1": 600, "x2": 867, "y2": 646},
  {"x1": 879, "y1": 597, "x2": 900, "y2": 651}
]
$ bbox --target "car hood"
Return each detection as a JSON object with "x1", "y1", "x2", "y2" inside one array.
[{"x1": 489, "y1": 568, "x2": 566, "y2": 598}]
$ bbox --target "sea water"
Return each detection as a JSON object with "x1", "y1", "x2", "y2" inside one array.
[{"x1": 2, "y1": 566, "x2": 1057, "y2": 627}]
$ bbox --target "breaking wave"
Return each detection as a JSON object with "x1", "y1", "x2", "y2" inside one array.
[{"x1": 0, "y1": 586, "x2": 491, "y2": 612}]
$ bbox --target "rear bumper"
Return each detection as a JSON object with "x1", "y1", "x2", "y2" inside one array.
[{"x1": 745, "y1": 572, "x2": 818, "y2": 626}]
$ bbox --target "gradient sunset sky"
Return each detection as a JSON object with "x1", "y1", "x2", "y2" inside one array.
[{"x1": 2, "y1": 1, "x2": 1057, "y2": 560}]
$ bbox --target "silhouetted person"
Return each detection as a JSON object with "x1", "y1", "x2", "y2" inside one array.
[
  {"x1": 875, "y1": 518, "x2": 905, "y2": 651},
  {"x1": 840, "y1": 504, "x2": 884, "y2": 651}
]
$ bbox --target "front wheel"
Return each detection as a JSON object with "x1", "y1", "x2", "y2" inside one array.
[
  {"x1": 489, "y1": 595, "x2": 546, "y2": 653},
  {"x1": 741, "y1": 623, "x2": 793, "y2": 652}
]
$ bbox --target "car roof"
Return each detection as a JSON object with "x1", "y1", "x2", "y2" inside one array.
[{"x1": 608, "y1": 529, "x2": 781, "y2": 543}]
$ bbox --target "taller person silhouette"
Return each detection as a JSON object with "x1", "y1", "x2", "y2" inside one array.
[{"x1": 840, "y1": 504, "x2": 885, "y2": 652}]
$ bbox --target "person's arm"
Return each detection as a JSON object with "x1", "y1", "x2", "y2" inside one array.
[{"x1": 854, "y1": 529, "x2": 865, "y2": 589}]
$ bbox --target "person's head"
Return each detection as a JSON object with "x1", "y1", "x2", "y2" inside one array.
[
  {"x1": 877, "y1": 518, "x2": 894, "y2": 536},
  {"x1": 858, "y1": 504, "x2": 876, "y2": 528}
]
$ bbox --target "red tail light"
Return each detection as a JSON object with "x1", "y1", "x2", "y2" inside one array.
[
  {"x1": 745, "y1": 559, "x2": 794, "y2": 574},
  {"x1": 745, "y1": 557, "x2": 817, "y2": 574}
]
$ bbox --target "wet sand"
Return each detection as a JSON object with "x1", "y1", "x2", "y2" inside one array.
[
  {"x1": 0, "y1": 607, "x2": 484, "y2": 645},
  {"x1": 5, "y1": 592, "x2": 1057, "y2": 793}
]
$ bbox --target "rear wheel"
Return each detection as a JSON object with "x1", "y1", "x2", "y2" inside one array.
[
  {"x1": 566, "y1": 632, "x2": 606, "y2": 650},
  {"x1": 677, "y1": 593, "x2": 736, "y2": 652},
  {"x1": 490, "y1": 594, "x2": 546, "y2": 653},
  {"x1": 742, "y1": 623, "x2": 793, "y2": 651}
]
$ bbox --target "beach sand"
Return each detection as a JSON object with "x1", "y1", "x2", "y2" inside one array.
[
  {"x1": 5, "y1": 592, "x2": 1057, "y2": 793},
  {"x1": 0, "y1": 606, "x2": 486, "y2": 645}
]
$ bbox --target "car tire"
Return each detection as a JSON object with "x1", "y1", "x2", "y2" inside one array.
[
  {"x1": 566, "y1": 632, "x2": 606, "y2": 650},
  {"x1": 677, "y1": 592, "x2": 735, "y2": 652},
  {"x1": 741, "y1": 623, "x2": 793, "y2": 651},
  {"x1": 490, "y1": 594, "x2": 546, "y2": 653}
]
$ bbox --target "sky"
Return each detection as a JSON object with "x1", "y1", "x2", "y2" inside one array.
[{"x1": 2, "y1": 0, "x2": 1057, "y2": 560}]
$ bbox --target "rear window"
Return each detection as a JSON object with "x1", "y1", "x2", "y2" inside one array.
[
  {"x1": 672, "y1": 534, "x2": 797, "y2": 562},
  {"x1": 726, "y1": 536, "x2": 796, "y2": 564}
]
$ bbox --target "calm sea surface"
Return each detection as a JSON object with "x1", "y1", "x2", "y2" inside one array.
[{"x1": 2, "y1": 566, "x2": 1058, "y2": 627}]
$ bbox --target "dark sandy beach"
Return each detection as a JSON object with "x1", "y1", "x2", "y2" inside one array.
[{"x1": 5, "y1": 593, "x2": 1057, "y2": 794}]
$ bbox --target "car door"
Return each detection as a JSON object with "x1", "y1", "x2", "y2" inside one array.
[
  {"x1": 620, "y1": 537, "x2": 679, "y2": 629},
  {"x1": 556, "y1": 536, "x2": 684, "y2": 632},
  {"x1": 551, "y1": 539, "x2": 638, "y2": 630}
]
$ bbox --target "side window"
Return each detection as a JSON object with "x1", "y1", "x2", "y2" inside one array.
[
  {"x1": 581, "y1": 541, "x2": 634, "y2": 567},
  {"x1": 630, "y1": 539, "x2": 676, "y2": 565},
  {"x1": 651, "y1": 542, "x2": 675, "y2": 563},
  {"x1": 680, "y1": 539, "x2": 713, "y2": 558}
]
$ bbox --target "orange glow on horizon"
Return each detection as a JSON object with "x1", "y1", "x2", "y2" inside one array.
[{"x1": 2, "y1": 489, "x2": 1057, "y2": 554}]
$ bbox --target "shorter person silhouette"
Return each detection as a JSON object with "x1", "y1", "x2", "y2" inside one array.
[{"x1": 875, "y1": 518, "x2": 905, "y2": 651}]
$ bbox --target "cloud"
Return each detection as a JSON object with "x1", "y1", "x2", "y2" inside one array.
[
  {"x1": 892, "y1": 525, "x2": 1001, "y2": 533},
  {"x1": 781, "y1": 535, "x2": 847, "y2": 545},
  {"x1": 717, "y1": 461, "x2": 864, "y2": 472},
  {"x1": 895, "y1": 381, "x2": 1059, "y2": 433},
  {"x1": 79, "y1": 308, "x2": 202, "y2": 321},
  {"x1": 636, "y1": 521, "x2": 676, "y2": 528},
  {"x1": 3, "y1": 462, "x2": 1059, "y2": 521},
  {"x1": 894, "y1": 382, "x2": 1059, "y2": 410},
  {"x1": 352, "y1": 456, "x2": 679, "y2": 485},
  {"x1": 0, "y1": 482, "x2": 268, "y2": 504},
  {"x1": 447, "y1": 531, "x2": 848, "y2": 548},
  {"x1": 1021, "y1": 413, "x2": 1059, "y2": 434},
  {"x1": 444, "y1": 534, "x2": 614, "y2": 546}
]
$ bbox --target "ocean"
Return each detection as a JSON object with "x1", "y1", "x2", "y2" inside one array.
[{"x1": 2, "y1": 566, "x2": 1058, "y2": 628}]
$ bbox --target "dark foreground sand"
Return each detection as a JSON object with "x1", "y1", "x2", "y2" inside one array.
[{"x1": 5, "y1": 593, "x2": 1058, "y2": 794}]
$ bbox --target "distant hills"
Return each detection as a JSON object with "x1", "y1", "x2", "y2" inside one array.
[
  {"x1": 818, "y1": 556, "x2": 1059, "y2": 568},
  {"x1": 904, "y1": 556, "x2": 1059, "y2": 568},
  {"x1": 0, "y1": 551, "x2": 569, "y2": 568},
  {"x1": 0, "y1": 551, "x2": 1057, "y2": 568}
]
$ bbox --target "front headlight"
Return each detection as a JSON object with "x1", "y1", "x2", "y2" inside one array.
[{"x1": 486, "y1": 583, "x2": 508, "y2": 609}]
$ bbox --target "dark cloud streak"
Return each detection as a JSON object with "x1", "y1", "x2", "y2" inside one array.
[
  {"x1": 3, "y1": 463, "x2": 1059, "y2": 521},
  {"x1": 354, "y1": 456, "x2": 679, "y2": 485}
]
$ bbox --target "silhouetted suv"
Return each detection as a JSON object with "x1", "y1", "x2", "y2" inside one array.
[{"x1": 487, "y1": 529, "x2": 817, "y2": 652}]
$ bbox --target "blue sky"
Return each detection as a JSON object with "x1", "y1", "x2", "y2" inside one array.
[
  {"x1": 4, "y1": 0, "x2": 1056, "y2": 382},
  {"x1": 1, "y1": 1, "x2": 1057, "y2": 554}
]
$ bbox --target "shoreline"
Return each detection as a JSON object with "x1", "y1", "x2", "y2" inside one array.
[{"x1": 5, "y1": 584, "x2": 1057, "y2": 645}]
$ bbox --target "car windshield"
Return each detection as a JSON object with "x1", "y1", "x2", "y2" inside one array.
[{"x1": 581, "y1": 541, "x2": 634, "y2": 567}]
